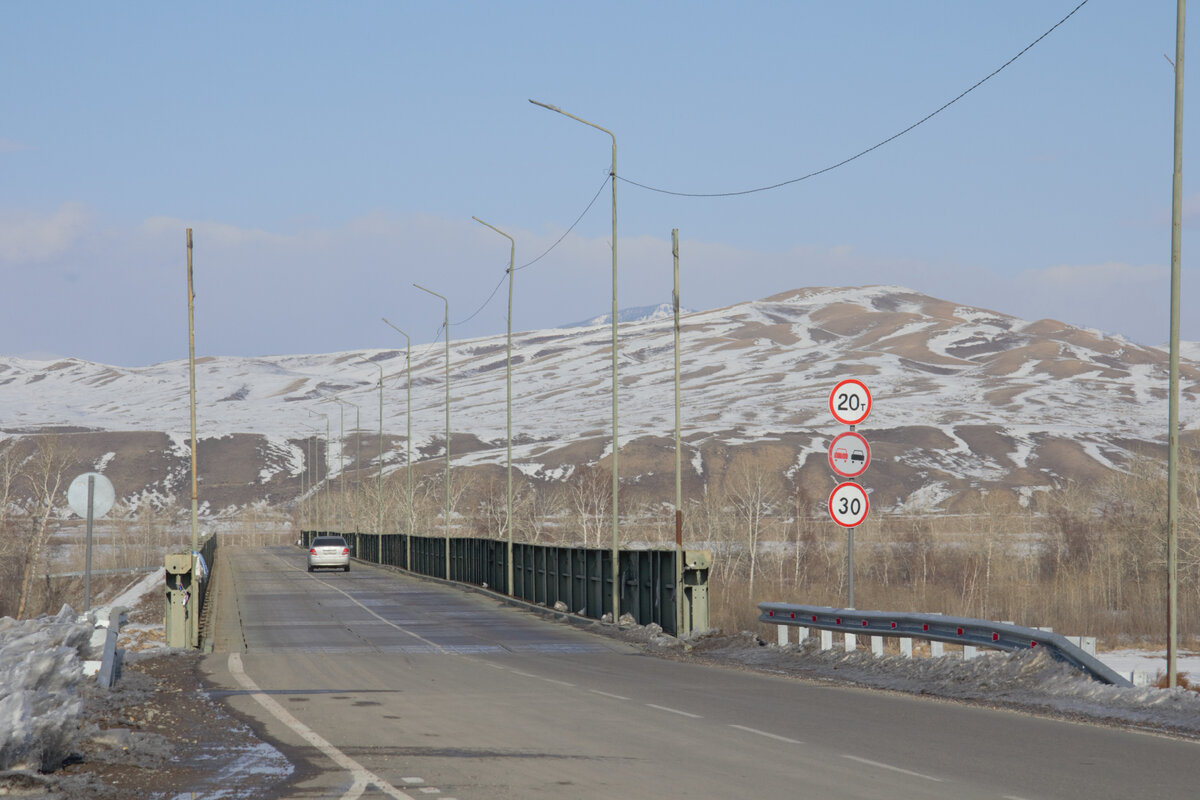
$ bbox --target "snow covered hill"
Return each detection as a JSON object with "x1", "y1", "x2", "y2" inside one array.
[{"x1": 2, "y1": 285, "x2": 1196, "y2": 514}]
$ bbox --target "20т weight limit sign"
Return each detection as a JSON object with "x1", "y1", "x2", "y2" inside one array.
[
  {"x1": 829, "y1": 379, "x2": 871, "y2": 426},
  {"x1": 829, "y1": 481, "x2": 869, "y2": 528}
]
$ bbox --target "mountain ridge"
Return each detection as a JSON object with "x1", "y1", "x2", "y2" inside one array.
[{"x1": 2, "y1": 285, "x2": 1196, "y2": 516}]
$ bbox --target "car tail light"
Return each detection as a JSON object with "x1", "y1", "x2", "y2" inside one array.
[
  {"x1": 341, "y1": 547, "x2": 349, "y2": 555},
  {"x1": 309, "y1": 548, "x2": 317, "y2": 555}
]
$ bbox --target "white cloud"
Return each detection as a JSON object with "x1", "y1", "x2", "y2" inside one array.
[
  {"x1": 1017, "y1": 261, "x2": 1166, "y2": 290},
  {"x1": 0, "y1": 203, "x2": 92, "y2": 262}
]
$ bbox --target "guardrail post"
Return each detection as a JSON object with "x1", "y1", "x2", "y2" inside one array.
[
  {"x1": 844, "y1": 632, "x2": 856, "y2": 652},
  {"x1": 900, "y1": 637, "x2": 913, "y2": 657},
  {"x1": 820, "y1": 630, "x2": 833, "y2": 651},
  {"x1": 930, "y1": 640, "x2": 944, "y2": 658},
  {"x1": 871, "y1": 636, "x2": 883, "y2": 656},
  {"x1": 777, "y1": 625, "x2": 788, "y2": 646},
  {"x1": 797, "y1": 626, "x2": 808, "y2": 644},
  {"x1": 963, "y1": 645, "x2": 978, "y2": 660}
]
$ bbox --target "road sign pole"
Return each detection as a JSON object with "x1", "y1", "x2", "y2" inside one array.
[
  {"x1": 847, "y1": 528, "x2": 854, "y2": 609},
  {"x1": 84, "y1": 475, "x2": 95, "y2": 613}
]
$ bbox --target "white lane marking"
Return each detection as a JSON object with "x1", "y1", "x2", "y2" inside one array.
[
  {"x1": 228, "y1": 653, "x2": 413, "y2": 800},
  {"x1": 840, "y1": 754, "x2": 944, "y2": 782},
  {"x1": 646, "y1": 703, "x2": 702, "y2": 719},
  {"x1": 590, "y1": 690, "x2": 631, "y2": 701},
  {"x1": 273, "y1": 551, "x2": 450, "y2": 653},
  {"x1": 729, "y1": 724, "x2": 803, "y2": 745}
]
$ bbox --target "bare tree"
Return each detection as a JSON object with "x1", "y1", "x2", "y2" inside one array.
[
  {"x1": 565, "y1": 464, "x2": 610, "y2": 548},
  {"x1": 724, "y1": 457, "x2": 783, "y2": 602},
  {"x1": 16, "y1": 436, "x2": 75, "y2": 619}
]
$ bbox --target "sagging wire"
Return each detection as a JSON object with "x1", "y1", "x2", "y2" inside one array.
[
  {"x1": 617, "y1": 0, "x2": 1090, "y2": 198},
  {"x1": 451, "y1": 174, "x2": 611, "y2": 326}
]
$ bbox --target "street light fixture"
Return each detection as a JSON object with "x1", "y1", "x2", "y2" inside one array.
[
  {"x1": 474, "y1": 216, "x2": 516, "y2": 594},
  {"x1": 413, "y1": 284, "x2": 452, "y2": 580},
  {"x1": 382, "y1": 318, "x2": 415, "y2": 570},
  {"x1": 529, "y1": 99, "x2": 621, "y2": 619}
]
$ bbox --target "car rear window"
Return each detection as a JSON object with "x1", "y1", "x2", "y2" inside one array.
[{"x1": 312, "y1": 537, "x2": 347, "y2": 547}]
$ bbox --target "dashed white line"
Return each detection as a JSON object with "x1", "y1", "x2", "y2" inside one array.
[
  {"x1": 840, "y1": 754, "x2": 944, "y2": 782},
  {"x1": 729, "y1": 724, "x2": 803, "y2": 745},
  {"x1": 589, "y1": 689, "x2": 631, "y2": 701},
  {"x1": 646, "y1": 703, "x2": 702, "y2": 719}
]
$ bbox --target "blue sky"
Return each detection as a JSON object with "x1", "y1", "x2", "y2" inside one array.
[{"x1": 1, "y1": 1, "x2": 1194, "y2": 365}]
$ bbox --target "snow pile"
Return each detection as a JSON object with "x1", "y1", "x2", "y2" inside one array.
[{"x1": 0, "y1": 606, "x2": 93, "y2": 771}]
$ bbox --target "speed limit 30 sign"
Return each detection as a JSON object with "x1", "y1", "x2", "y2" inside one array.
[{"x1": 828, "y1": 481, "x2": 869, "y2": 528}]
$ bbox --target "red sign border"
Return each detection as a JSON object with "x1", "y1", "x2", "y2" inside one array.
[
  {"x1": 829, "y1": 379, "x2": 872, "y2": 426},
  {"x1": 828, "y1": 481, "x2": 870, "y2": 528},
  {"x1": 828, "y1": 431, "x2": 871, "y2": 479}
]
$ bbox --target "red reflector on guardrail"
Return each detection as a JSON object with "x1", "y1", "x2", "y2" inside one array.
[
  {"x1": 992, "y1": 633, "x2": 1000, "y2": 642},
  {"x1": 835, "y1": 618, "x2": 842, "y2": 625},
  {"x1": 922, "y1": 624, "x2": 929, "y2": 632},
  {"x1": 890, "y1": 622, "x2": 897, "y2": 629},
  {"x1": 956, "y1": 628, "x2": 964, "y2": 636},
  {"x1": 768, "y1": 611, "x2": 775, "y2": 617},
  {"x1": 1031, "y1": 641, "x2": 1038, "y2": 647},
  {"x1": 861, "y1": 620, "x2": 868, "y2": 627}
]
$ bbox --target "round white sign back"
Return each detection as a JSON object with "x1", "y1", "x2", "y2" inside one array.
[{"x1": 68, "y1": 472, "x2": 116, "y2": 519}]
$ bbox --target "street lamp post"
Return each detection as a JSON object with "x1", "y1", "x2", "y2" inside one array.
[
  {"x1": 359, "y1": 356, "x2": 384, "y2": 536},
  {"x1": 474, "y1": 216, "x2": 516, "y2": 595},
  {"x1": 307, "y1": 409, "x2": 330, "y2": 531},
  {"x1": 529, "y1": 99, "x2": 621, "y2": 619},
  {"x1": 382, "y1": 319, "x2": 415, "y2": 571},
  {"x1": 318, "y1": 396, "x2": 352, "y2": 530},
  {"x1": 414, "y1": 284, "x2": 452, "y2": 580}
]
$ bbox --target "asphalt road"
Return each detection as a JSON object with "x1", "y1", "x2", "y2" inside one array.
[{"x1": 202, "y1": 546, "x2": 1198, "y2": 799}]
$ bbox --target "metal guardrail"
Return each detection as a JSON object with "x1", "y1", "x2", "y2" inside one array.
[
  {"x1": 96, "y1": 606, "x2": 125, "y2": 688},
  {"x1": 758, "y1": 602, "x2": 1132, "y2": 687},
  {"x1": 302, "y1": 530, "x2": 710, "y2": 636}
]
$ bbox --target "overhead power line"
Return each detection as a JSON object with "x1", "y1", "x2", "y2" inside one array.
[
  {"x1": 452, "y1": 174, "x2": 611, "y2": 326},
  {"x1": 617, "y1": 0, "x2": 1091, "y2": 198}
]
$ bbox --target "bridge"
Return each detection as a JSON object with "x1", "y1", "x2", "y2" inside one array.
[{"x1": 201, "y1": 545, "x2": 1196, "y2": 799}]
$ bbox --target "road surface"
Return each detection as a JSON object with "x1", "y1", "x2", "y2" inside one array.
[{"x1": 201, "y1": 546, "x2": 1198, "y2": 799}]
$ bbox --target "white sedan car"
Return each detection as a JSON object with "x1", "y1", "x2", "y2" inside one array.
[{"x1": 307, "y1": 535, "x2": 351, "y2": 572}]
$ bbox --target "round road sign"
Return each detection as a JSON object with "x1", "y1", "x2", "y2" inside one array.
[
  {"x1": 829, "y1": 379, "x2": 872, "y2": 426},
  {"x1": 828, "y1": 481, "x2": 869, "y2": 528},
  {"x1": 68, "y1": 472, "x2": 115, "y2": 519},
  {"x1": 828, "y1": 431, "x2": 871, "y2": 479}
]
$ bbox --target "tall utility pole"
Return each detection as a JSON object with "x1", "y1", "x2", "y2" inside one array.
[
  {"x1": 529, "y1": 99, "x2": 620, "y2": 620},
  {"x1": 474, "y1": 216, "x2": 516, "y2": 595},
  {"x1": 360, "y1": 357, "x2": 384, "y2": 536},
  {"x1": 186, "y1": 229, "x2": 199, "y2": 649},
  {"x1": 1166, "y1": 0, "x2": 1187, "y2": 690},
  {"x1": 673, "y1": 229, "x2": 684, "y2": 636},
  {"x1": 382, "y1": 319, "x2": 414, "y2": 570},
  {"x1": 414, "y1": 284, "x2": 451, "y2": 580}
]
